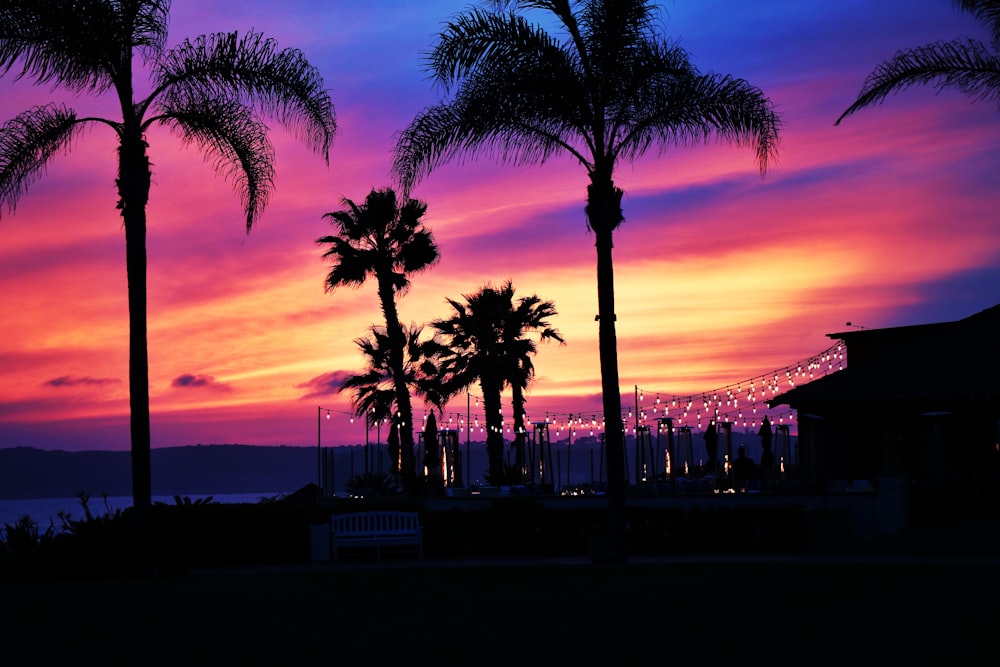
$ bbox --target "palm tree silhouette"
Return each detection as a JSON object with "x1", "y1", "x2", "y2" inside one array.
[
  {"x1": 318, "y1": 188, "x2": 439, "y2": 488},
  {"x1": 339, "y1": 323, "x2": 443, "y2": 474},
  {"x1": 432, "y1": 280, "x2": 561, "y2": 485},
  {"x1": 0, "y1": 1, "x2": 336, "y2": 508},
  {"x1": 338, "y1": 327, "x2": 398, "y2": 432},
  {"x1": 837, "y1": 1, "x2": 1000, "y2": 125},
  {"x1": 393, "y1": 0, "x2": 779, "y2": 557},
  {"x1": 502, "y1": 293, "x2": 564, "y2": 484}
]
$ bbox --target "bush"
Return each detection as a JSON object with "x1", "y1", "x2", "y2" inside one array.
[{"x1": 0, "y1": 494, "x2": 320, "y2": 581}]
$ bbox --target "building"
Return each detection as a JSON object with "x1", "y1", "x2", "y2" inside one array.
[{"x1": 770, "y1": 304, "x2": 1000, "y2": 518}]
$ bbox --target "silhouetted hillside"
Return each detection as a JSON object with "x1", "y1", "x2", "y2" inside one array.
[
  {"x1": 0, "y1": 445, "x2": 316, "y2": 499},
  {"x1": 0, "y1": 430, "x2": 777, "y2": 499}
]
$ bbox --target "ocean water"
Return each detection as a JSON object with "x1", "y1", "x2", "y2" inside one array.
[{"x1": 0, "y1": 492, "x2": 286, "y2": 531}]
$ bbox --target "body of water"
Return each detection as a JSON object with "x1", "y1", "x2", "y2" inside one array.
[{"x1": 0, "y1": 492, "x2": 286, "y2": 530}]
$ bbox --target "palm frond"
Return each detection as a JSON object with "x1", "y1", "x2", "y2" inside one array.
[
  {"x1": 957, "y1": 0, "x2": 1000, "y2": 50},
  {"x1": 0, "y1": 0, "x2": 167, "y2": 93},
  {"x1": 130, "y1": 0, "x2": 172, "y2": 60},
  {"x1": 579, "y1": 0, "x2": 660, "y2": 79},
  {"x1": 158, "y1": 97, "x2": 274, "y2": 230},
  {"x1": 316, "y1": 237, "x2": 370, "y2": 292},
  {"x1": 837, "y1": 38, "x2": 1000, "y2": 124},
  {"x1": 394, "y1": 2, "x2": 590, "y2": 193},
  {"x1": 428, "y1": 6, "x2": 563, "y2": 90},
  {"x1": 620, "y1": 66, "x2": 781, "y2": 174},
  {"x1": 0, "y1": 104, "x2": 85, "y2": 217},
  {"x1": 393, "y1": 85, "x2": 584, "y2": 195},
  {"x1": 154, "y1": 30, "x2": 335, "y2": 162}
]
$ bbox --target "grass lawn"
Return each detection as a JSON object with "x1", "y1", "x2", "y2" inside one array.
[{"x1": 2, "y1": 559, "x2": 995, "y2": 666}]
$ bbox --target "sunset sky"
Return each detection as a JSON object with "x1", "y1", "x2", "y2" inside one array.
[{"x1": 1, "y1": 0, "x2": 998, "y2": 452}]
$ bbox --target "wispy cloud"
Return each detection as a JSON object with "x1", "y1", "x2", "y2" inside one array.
[{"x1": 44, "y1": 376, "x2": 120, "y2": 388}]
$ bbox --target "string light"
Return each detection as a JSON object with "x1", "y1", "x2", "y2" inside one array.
[
  {"x1": 317, "y1": 344, "x2": 835, "y2": 444},
  {"x1": 633, "y1": 342, "x2": 843, "y2": 432}
]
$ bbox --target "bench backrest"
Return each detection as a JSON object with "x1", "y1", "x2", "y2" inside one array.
[{"x1": 331, "y1": 511, "x2": 421, "y2": 536}]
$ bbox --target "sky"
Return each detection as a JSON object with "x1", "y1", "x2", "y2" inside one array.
[{"x1": 1, "y1": 0, "x2": 998, "y2": 452}]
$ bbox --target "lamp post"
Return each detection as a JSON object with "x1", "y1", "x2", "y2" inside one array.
[
  {"x1": 317, "y1": 406, "x2": 334, "y2": 496},
  {"x1": 466, "y1": 391, "x2": 471, "y2": 486}
]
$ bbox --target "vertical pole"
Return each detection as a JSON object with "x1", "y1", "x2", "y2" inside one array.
[
  {"x1": 599, "y1": 433, "x2": 605, "y2": 483},
  {"x1": 466, "y1": 392, "x2": 471, "y2": 487},
  {"x1": 567, "y1": 415, "x2": 572, "y2": 487},
  {"x1": 317, "y1": 406, "x2": 322, "y2": 489},
  {"x1": 329, "y1": 443, "x2": 335, "y2": 497},
  {"x1": 634, "y1": 386, "x2": 640, "y2": 484}
]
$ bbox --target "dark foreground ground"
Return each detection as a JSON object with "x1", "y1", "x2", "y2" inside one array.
[{"x1": 2, "y1": 547, "x2": 998, "y2": 667}]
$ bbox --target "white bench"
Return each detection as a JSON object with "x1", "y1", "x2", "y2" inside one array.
[{"x1": 324, "y1": 511, "x2": 423, "y2": 562}]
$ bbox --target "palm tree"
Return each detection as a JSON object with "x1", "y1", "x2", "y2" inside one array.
[
  {"x1": 338, "y1": 323, "x2": 443, "y2": 481},
  {"x1": 431, "y1": 280, "x2": 561, "y2": 484},
  {"x1": 393, "y1": 0, "x2": 779, "y2": 557},
  {"x1": 0, "y1": 1, "x2": 336, "y2": 509},
  {"x1": 837, "y1": 1, "x2": 1000, "y2": 125},
  {"x1": 502, "y1": 293, "x2": 564, "y2": 483},
  {"x1": 318, "y1": 188, "x2": 439, "y2": 489}
]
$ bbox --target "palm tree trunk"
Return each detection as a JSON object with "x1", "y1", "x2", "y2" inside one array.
[
  {"x1": 377, "y1": 278, "x2": 416, "y2": 487},
  {"x1": 587, "y1": 173, "x2": 626, "y2": 562},
  {"x1": 511, "y1": 382, "x2": 527, "y2": 484},
  {"x1": 119, "y1": 131, "x2": 153, "y2": 510},
  {"x1": 481, "y1": 376, "x2": 505, "y2": 484}
]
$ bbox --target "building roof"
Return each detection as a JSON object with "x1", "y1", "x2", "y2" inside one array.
[{"x1": 770, "y1": 304, "x2": 1000, "y2": 408}]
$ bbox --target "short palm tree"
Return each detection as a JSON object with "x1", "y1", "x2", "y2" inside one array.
[
  {"x1": 837, "y1": 1, "x2": 1000, "y2": 124},
  {"x1": 338, "y1": 323, "x2": 443, "y2": 481},
  {"x1": 432, "y1": 280, "x2": 561, "y2": 484},
  {"x1": 393, "y1": 0, "x2": 778, "y2": 556},
  {"x1": 503, "y1": 293, "x2": 564, "y2": 484},
  {"x1": 339, "y1": 326, "x2": 401, "y2": 425},
  {"x1": 318, "y1": 188, "x2": 439, "y2": 489},
  {"x1": 0, "y1": 0, "x2": 336, "y2": 509}
]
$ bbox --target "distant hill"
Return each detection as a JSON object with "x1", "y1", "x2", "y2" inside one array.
[
  {"x1": 0, "y1": 430, "x2": 779, "y2": 499},
  {"x1": 0, "y1": 445, "x2": 316, "y2": 499}
]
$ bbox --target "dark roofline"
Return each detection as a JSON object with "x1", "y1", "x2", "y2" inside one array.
[
  {"x1": 826, "y1": 321, "x2": 951, "y2": 342},
  {"x1": 826, "y1": 303, "x2": 1000, "y2": 341},
  {"x1": 770, "y1": 303, "x2": 1000, "y2": 408}
]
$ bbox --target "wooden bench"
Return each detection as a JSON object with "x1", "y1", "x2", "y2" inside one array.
[{"x1": 327, "y1": 511, "x2": 423, "y2": 562}]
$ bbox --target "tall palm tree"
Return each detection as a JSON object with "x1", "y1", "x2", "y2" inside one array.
[
  {"x1": 393, "y1": 0, "x2": 779, "y2": 557},
  {"x1": 0, "y1": 0, "x2": 336, "y2": 509},
  {"x1": 318, "y1": 188, "x2": 439, "y2": 488},
  {"x1": 837, "y1": 1, "x2": 1000, "y2": 125},
  {"x1": 432, "y1": 280, "x2": 561, "y2": 484}
]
